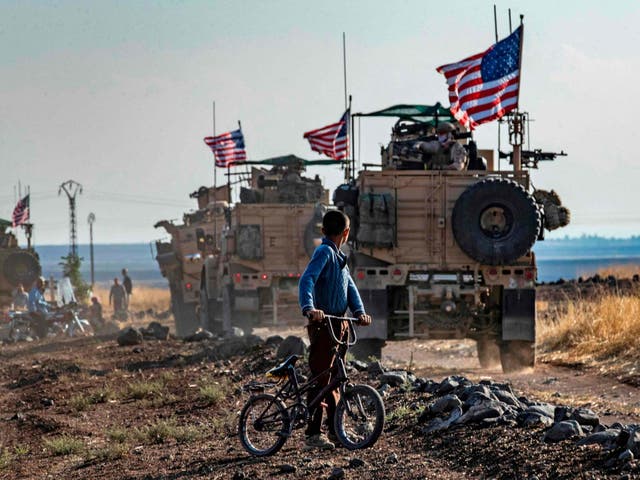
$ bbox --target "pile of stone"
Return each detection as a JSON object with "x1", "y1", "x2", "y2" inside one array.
[{"x1": 369, "y1": 369, "x2": 640, "y2": 467}]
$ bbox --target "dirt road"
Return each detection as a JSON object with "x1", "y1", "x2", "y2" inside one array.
[{"x1": 0, "y1": 327, "x2": 638, "y2": 479}]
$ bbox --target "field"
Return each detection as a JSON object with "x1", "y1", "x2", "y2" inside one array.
[{"x1": 1, "y1": 275, "x2": 639, "y2": 479}]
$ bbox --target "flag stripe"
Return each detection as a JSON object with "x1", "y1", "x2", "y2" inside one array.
[
  {"x1": 203, "y1": 128, "x2": 247, "y2": 168},
  {"x1": 12, "y1": 195, "x2": 30, "y2": 228},
  {"x1": 303, "y1": 110, "x2": 349, "y2": 161},
  {"x1": 436, "y1": 26, "x2": 522, "y2": 130}
]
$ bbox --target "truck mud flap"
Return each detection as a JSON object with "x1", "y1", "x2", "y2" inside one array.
[
  {"x1": 355, "y1": 289, "x2": 388, "y2": 340},
  {"x1": 234, "y1": 293, "x2": 260, "y2": 312},
  {"x1": 501, "y1": 288, "x2": 535, "y2": 342}
]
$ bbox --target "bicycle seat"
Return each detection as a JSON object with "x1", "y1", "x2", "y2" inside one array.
[{"x1": 266, "y1": 355, "x2": 299, "y2": 378}]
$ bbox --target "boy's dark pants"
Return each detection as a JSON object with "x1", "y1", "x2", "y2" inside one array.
[{"x1": 305, "y1": 319, "x2": 348, "y2": 437}]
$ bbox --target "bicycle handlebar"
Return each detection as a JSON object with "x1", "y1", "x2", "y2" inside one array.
[{"x1": 306, "y1": 314, "x2": 362, "y2": 347}]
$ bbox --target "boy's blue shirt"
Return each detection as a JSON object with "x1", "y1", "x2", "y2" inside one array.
[{"x1": 299, "y1": 237, "x2": 365, "y2": 317}]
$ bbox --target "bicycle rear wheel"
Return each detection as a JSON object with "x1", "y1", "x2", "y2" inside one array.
[
  {"x1": 333, "y1": 384, "x2": 385, "y2": 450},
  {"x1": 239, "y1": 393, "x2": 290, "y2": 457}
]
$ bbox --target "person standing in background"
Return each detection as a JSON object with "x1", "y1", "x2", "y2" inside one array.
[
  {"x1": 122, "y1": 268, "x2": 132, "y2": 309},
  {"x1": 109, "y1": 278, "x2": 127, "y2": 319}
]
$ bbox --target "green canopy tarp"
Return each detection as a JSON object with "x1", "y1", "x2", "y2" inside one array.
[
  {"x1": 354, "y1": 103, "x2": 457, "y2": 126},
  {"x1": 238, "y1": 154, "x2": 343, "y2": 167}
]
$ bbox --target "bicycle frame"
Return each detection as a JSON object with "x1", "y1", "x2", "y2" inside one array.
[{"x1": 250, "y1": 316, "x2": 359, "y2": 433}]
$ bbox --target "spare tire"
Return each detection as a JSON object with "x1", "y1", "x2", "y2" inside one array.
[
  {"x1": 451, "y1": 178, "x2": 540, "y2": 265},
  {"x1": 2, "y1": 250, "x2": 41, "y2": 288}
]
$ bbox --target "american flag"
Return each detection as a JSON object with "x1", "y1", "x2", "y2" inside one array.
[
  {"x1": 303, "y1": 110, "x2": 349, "y2": 161},
  {"x1": 203, "y1": 128, "x2": 247, "y2": 168},
  {"x1": 437, "y1": 26, "x2": 522, "y2": 130},
  {"x1": 11, "y1": 194, "x2": 30, "y2": 228}
]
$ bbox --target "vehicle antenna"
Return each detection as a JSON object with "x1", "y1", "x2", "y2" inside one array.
[
  {"x1": 508, "y1": 8, "x2": 512, "y2": 33},
  {"x1": 349, "y1": 95, "x2": 355, "y2": 181},
  {"x1": 342, "y1": 32, "x2": 348, "y2": 110}
]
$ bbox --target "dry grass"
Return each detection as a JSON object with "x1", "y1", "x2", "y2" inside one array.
[
  {"x1": 91, "y1": 286, "x2": 170, "y2": 314},
  {"x1": 539, "y1": 293, "x2": 640, "y2": 372},
  {"x1": 596, "y1": 264, "x2": 640, "y2": 279}
]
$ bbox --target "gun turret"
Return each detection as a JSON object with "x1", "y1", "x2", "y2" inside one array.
[{"x1": 499, "y1": 149, "x2": 567, "y2": 169}]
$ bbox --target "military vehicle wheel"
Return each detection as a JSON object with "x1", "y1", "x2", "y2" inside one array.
[
  {"x1": 3, "y1": 251, "x2": 41, "y2": 287},
  {"x1": 476, "y1": 336, "x2": 501, "y2": 369},
  {"x1": 452, "y1": 178, "x2": 540, "y2": 265},
  {"x1": 499, "y1": 340, "x2": 535, "y2": 373},
  {"x1": 172, "y1": 294, "x2": 199, "y2": 338},
  {"x1": 200, "y1": 287, "x2": 223, "y2": 335}
]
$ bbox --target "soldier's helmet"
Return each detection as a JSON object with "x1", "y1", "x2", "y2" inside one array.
[{"x1": 436, "y1": 122, "x2": 456, "y2": 134}]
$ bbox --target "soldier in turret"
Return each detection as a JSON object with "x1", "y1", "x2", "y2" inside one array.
[{"x1": 415, "y1": 122, "x2": 467, "y2": 170}]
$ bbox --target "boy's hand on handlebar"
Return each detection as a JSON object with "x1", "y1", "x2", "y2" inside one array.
[
  {"x1": 307, "y1": 309, "x2": 325, "y2": 322},
  {"x1": 358, "y1": 313, "x2": 372, "y2": 326}
]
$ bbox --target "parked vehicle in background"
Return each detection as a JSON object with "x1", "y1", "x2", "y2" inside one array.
[{"x1": 0, "y1": 219, "x2": 41, "y2": 309}]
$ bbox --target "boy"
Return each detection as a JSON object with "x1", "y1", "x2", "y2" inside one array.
[{"x1": 298, "y1": 210, "x2": 372, "y2": 450}]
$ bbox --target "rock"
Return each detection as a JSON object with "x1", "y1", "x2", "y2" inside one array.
[
  {"x1": 429, "y1": 394, "x2": 462, "y2": 415},
  {"x1": 276, "y1": 336, "x2": 308, "y2": 359},
  {"x1": 417, "y1": 379, "x2": 439, "y2": 394},
  {"x1": 543, "y1": 420, "x2": 584, "y2": 442},
  {"x1": 524, "y1": 404, "x2": 555, "y2": 420},
  {"x1": 231, "y1": 326, "x2": 245, "y2": 337},
  {"x1": 328, "y1": 467, "x2": 345, "y2": 479},
  {"x1": 378, "y1": 384, "x2": 392, "y2": 397},
  {"x1": 571, "y1": 408, "x2": 599, "y2": 427},
  {"x1": 349, "y1": 359, "x2": 368, "y2": 371},
  {"x1": 491, "y1": 389, "x2": 524, "y2": 409},
  {"x1": 577, "y1": 429, "x2": 620, "y2": 449},
  {"x1": 436, "y1": 376, "x2": 460, "y2": 395},
  {"x1": 117, "y1": 327, "x2": 143, "y2": 346},
  {"x1": 348, "y1": 458, "x2": 365, "y2": 469},
  {"x1": 184, "y1": 329, "x2": 215, "y2": 342},
  {"x1": 457, "y1": 402, "x2": 505, "y2": 424},
  {"x1": 385, "y1": 452, "x2": 398, "y2": 464},
  {"x1": 518, "y1": 412, "x2": 554, "y2": 428},
  {"x1": 140, "y1": 321, "x2": 169, "y2": 340},
  {"x1": 132, "y1": 445, "x2": 144, "y2": 454},
  {"x1": 618, "y1": 450, "x2": 634, "y2": 462},
  {"x1": 554, "y1": 406, "x2": 571, "y2": 423},
  {"x1": 367, "y1": 361, "x2": 385, "y2": 377},
  {"x1": 465, "y1": 391, "x2": 496, "y2": 407},
  {"x1": 40, "y1": 398, "x2": 54, "y2": 407},
  {"x1": 232, "y1": 472, "x2": 247, "y2": 480},
  {"x1": 265, "y1": 335, "x2": 284, "y2": 346},
  {"x1": 625, "y1": 427, "x2": 640, "y2": 455},
  {"x1": 423, "y1": 407, "x2": 463, "y2": 433},
  {"x1": 278, "y1": 464, "x2": 296, "y2": 474},
  {"x1": 380, "y1": 371, "x2": 408, "y2": 387}
]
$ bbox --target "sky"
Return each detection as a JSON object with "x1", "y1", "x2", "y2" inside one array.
[{"x1": 1, "y1": 0, "x2": 639, "y2": 246}]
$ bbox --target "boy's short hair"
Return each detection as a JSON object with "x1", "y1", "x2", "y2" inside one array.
[{"x1": 323, "y1": 210, "x2": 349, "y2": 236}]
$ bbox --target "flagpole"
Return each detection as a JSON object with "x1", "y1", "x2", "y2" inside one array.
[
  {"x1": 213, "y1": 101, "x2": 217, "y2": 189},
  {"x1": 349, "y1": 95, "x2": 354, "y2": 180},
  {"x1": 512, "y1": 17, "x2": 524, "y2": 172}
]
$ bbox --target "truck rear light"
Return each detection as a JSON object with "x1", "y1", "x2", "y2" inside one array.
[
  {"x1": 296, "y1": 273, "x2": 301, "y2": 278},
  {"x1": 356, "y1": 270, "x2": 365, "y2": 280},
  {"x1": 288, "y1": 273, "x2": 295, "y2": 278},
  {"x1": 392, "y1": 268, "x2": 402, "y2": 277},
  {"x1": 524, "y1": 270, "x2": 534, "y2": 280},
  {"x1": 261, "y1": 273, "x2": 268, "y2": 280},
  {"x1": 185, "y1": 282, "x2": 193, "y2": 291},
  {"x1": 488, "y1": 268, "x2": 498, "y2": 276},
  {"x1": 234, "y1": 273, "x2": 241, "y2": 283}
]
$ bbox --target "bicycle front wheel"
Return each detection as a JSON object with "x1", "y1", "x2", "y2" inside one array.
[
  {"x1": 334, "y1": 384, "x2": 385, "y2": 450},
  {"x1": 239, "y1": 393, "x2": 290, "y2": 457}
]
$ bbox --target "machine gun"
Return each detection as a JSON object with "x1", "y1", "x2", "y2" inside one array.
[{"x1": 499, "y1": 149, "x2": 567, "y2": 169}]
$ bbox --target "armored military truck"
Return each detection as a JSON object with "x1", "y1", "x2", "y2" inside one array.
[
  {"x1": 0, "y1": 219, "x2": 41, "y2": 308},
  {"x1": 200, "y1": 155, "x2": 332, "y2": 334},
  {"x1": 154, "y1": 185, "x2": 228, "y2": 337},
  {"x1": 336, "y1": 104, "x2": 569, "y2": 372}
]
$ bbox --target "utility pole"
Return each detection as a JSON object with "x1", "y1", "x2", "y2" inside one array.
[
  {"x1": 88, "y1": 213, "x2": 96, "y2": 288},
  {"x1": 58, "y1": 180, "x2": 83, "y2": 259}
]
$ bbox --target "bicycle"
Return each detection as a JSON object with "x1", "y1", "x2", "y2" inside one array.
[{"x1": 238, "y1": 315, "x2": 385, "y2": 456}]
